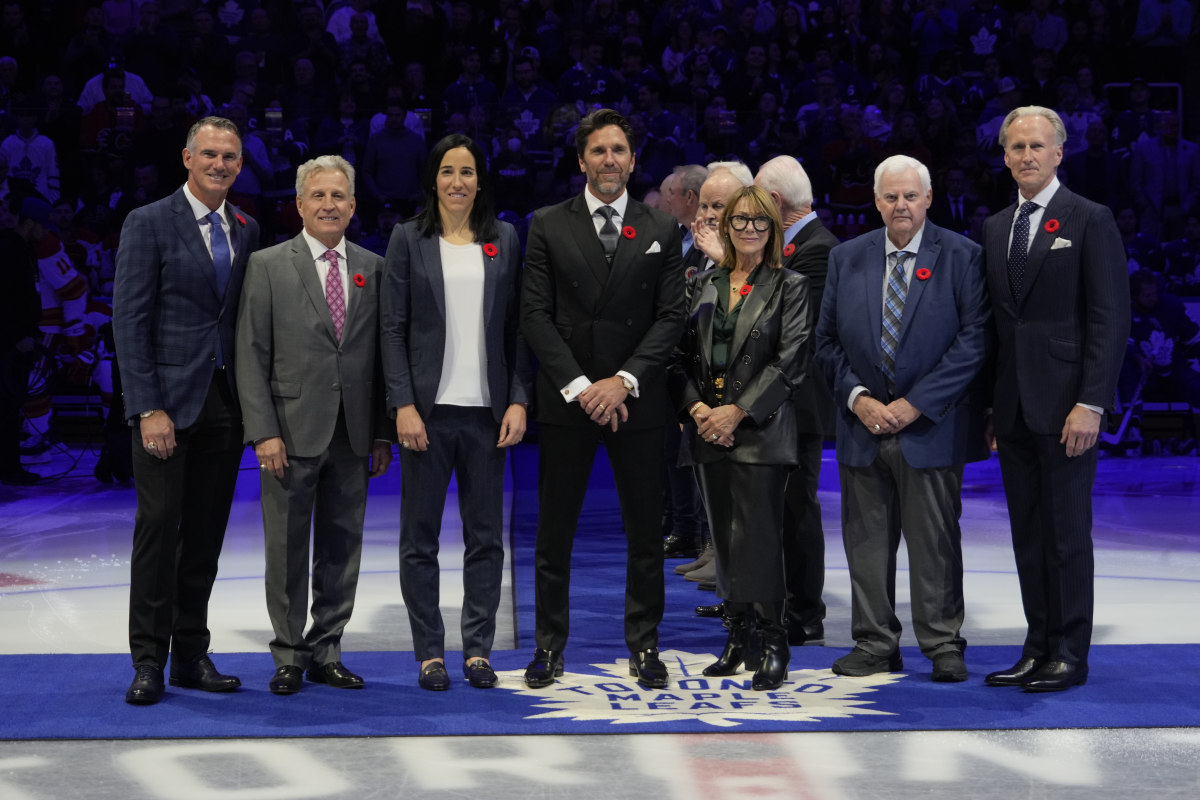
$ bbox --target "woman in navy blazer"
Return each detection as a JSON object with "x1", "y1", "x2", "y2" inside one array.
[
  {"x1": 381, "y1": 135, "x2": 533, "y2": 691},
  {"x1": 671, "y1": 185, "x2": 811, "y2": 690}
]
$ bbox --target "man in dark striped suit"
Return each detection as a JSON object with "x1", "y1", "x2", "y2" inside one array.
[{"x1": 983, "y1": 106, "x2": 1130, "y2": 692}]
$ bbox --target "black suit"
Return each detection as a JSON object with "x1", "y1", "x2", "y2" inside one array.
[
  {"x1": 520, "y1": 192, "x2": 684, "y2": 653},
  {"x1": 984, "y1": 182, "x2": 1129, "y2": 667},
  {"x1": 779, "y1": 216, "x2": 840, "y2": 630}
]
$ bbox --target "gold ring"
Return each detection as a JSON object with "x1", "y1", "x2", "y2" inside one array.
[
  {"x1": 711, "y1": 433, "x2": 718, "y2": 440},
  {"x1": 604, "y1": 416, "x2": 611, "y2": 423},
  {"x1": 597, "y1": 403, "x2": 606, "y2": 412},
  {"x1": 873, "y1": 423, "x2": 881, "y2": 432},
  {"x1": 401, "y1": 441, "x2": 409, "y2": 448},
  {"x1": 146, "y1": 441, "x2": 157, "y2": 449}
]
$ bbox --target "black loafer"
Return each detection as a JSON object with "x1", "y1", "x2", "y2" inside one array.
[
  {"x1": 523, "y1": 649, "x2": 564, "y2": 688},
  {"x1": 464, "y1": 658, "x2": 498, "y2": 688},
  {"x1": 931, "y1": 650, "x2": 969, "y2": 682},
  {"x1": 269, "y1": 665, "x2": 303, "y2": 695},
  {"x1": 169, "y1": 654, "x2": 241, "y2": 692},
  {"x1": 307, "y1": 661, "x2": 364, "y2": 689},
  {"x1": 695, "y1": 603, "x2": 724, "y2": 618},
  {"x1": 126, "y1": 664, "x2": 164, "y2": 705},
  {"x1": 418, "y1": 661, "x2": 451, "y2": 691},
  {"x1": 629, "y1": 648, "x2": 669, "y2": 689}
]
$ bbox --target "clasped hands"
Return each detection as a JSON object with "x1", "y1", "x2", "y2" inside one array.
[
  {"x1": 854, "y1": 394, "x2": 920, "y2": 435},
  {"x1": 691, "y1": 401, "x2": 743, "y2": 447},
  {"x1": 579, "y1": 377, "x2": 629, "y2": 431}
]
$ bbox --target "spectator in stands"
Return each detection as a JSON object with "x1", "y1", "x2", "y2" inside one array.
[
  {"x1": 443, "y1": 47, "x2": 500, "y2": 118},
  {"x1": 1131, "y1": 111, "x2": 1200, "y2": 243},
  {"x1": 558, "y1": 37, "x2": 618, "y2": 107},
  {"x1": 500, "y1": 54, "x2": 558, "y2": 140},
  {"x1": 327, "y1": 0, "x2": 384, "y2": 46},
  {"x1": 1, "y1": 107, "x2": 60, "y2": 203},
  {"x1": 1163, "y1": 211, "x2": 1200, "y2": 295},
  {"x1": 1063, "y1": 119, "x2": 1125, "y2": 210},
  {"x1": 339, "y1": 11, "x2": 391, "y2": 79},
  {"x1": 1116, "y1": 203, "x2": 1165, "y2": 274},
  {"x1": 362, "y1": 101, "x2": 427, "y2": 213},
  {"x1": 1133, "y1": 0, "x2": 1193, "y2": 79}
]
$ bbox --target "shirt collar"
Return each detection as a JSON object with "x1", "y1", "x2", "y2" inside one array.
[
  {"x1": 301, "y1": 229, "x2": 346, "y2": 262},
  {"x1": 884, "y1": 223, "x2": 926, "y2": 257},
  {"x1": 182, "y1": 183, "x2": 228, "y2": 224},
  {"x1": 583, "y1": 187, "x2": 629, "y2": 219},
  {"x1": 1020, "y1": 175, "x2": 1061, "y2": 210},
  {"x1": 785, "y1": 213, "x2": 817, "y2": 243}
]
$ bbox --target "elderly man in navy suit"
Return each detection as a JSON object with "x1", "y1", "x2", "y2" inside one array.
[
  {"x1": 236, "y1": 155, "x2": 392, "y2": 695},
  {"x1": 983, "y1": 106, "x2": 1129, "y2": 693},
  {"x1": 816, "y1": 154, "x2": 991, "y2": 683},
  {"x1": 114, "y1": 116, "x2": 260, "y2": 705}
]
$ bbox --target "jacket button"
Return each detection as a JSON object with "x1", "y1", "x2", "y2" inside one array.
[
  {"x1": 742, "y1": 354, "x2": 752, "y2": 364},
  {"x1": 572, "y1": 280, "x2": 579, "y2": 287},
  {"x1": 626, "y1": 319, "x2": 633, "y2": 325},
  {"x1": 641, "y1": 282, "x2": 648, "y2": 289},
  {"x1": 750, "y1": 330, "x2": 760, "y2": 339},
  {"x1": 734, "y1": 381, "x2": 742, "y2": 390},
  {"x1": 208, "y1": 354, "x2": 217, "y2": 361},
  {"x1": 331, "y1": 382, "x2": 340, "y2": 390}
]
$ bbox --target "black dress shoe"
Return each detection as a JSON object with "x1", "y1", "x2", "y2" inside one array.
[
  {"x1": 464, "y1": 658, "x2": 498, "y2": 688},
  {"x1": 1023, "y1": 660, "x2": 1087, "y2": 693},
  {"x1": 786, "y1": 620, "x2": 825, "y2": 646},
  {"x1": 523, "y1": 649, "x2": 564, "y2": 688},
  {"x1": 418, "y1": 661, "x2": 451, "y2": 691},
  {"x1": 931, "y1": 650, "x2": 969, "y2": 682},
  {"x1": 307, "y1": 661, "x2": 364, "y2": 689},
  {"x1": 984, "y1": 656, "x2": 1043, "y2": 686},
  {"x1": 126, "y1": 664, "x2": 164, "y2": 705},
  {"x1": 169, "y1": 654, "x2": 241, "y2": 692},
  {"x1": 695, "y1": 603, "x2": 724, "y2": 618},
  {"x1": 629, "y1": 648, "x2": 669, "y2": 689},
  {"x1": 663, "y1": 533, "x2": 699, "y2": 558},
  {"x1": 831, "y1": 647, "x2": 903, "y2": 676},
  {"x1": 269, "y1": 665, "x2": 303, "y2": 695}
]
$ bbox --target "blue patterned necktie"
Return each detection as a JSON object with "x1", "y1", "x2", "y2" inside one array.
[
  {"x1": 881, "y1": 250, "x2": 910, "y2": 389},
  {"x1": 1007, "y1": 200, "x2": 1037, "y2": 300},
  {"x1": 206, "y1": 210, "x2": 232, "y2": 298}
]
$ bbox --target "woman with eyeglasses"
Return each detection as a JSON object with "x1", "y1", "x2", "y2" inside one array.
[{"x1": 670, "y1": 185, "x2": 811, "y2": 690}]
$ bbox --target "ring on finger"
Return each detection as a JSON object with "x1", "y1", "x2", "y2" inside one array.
[
  {"x1": 146, "y1": 441, "x2": 157, "y2": 449},
  {"x1": 872, "y1": 423, "x2": 881, "y2": 432},
  {"x1": 597, "y1": 403, "x2": 606, "y2": 412}
]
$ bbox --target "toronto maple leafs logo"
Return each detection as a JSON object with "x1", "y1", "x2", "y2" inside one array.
[{"x1": 497, "y1": 649, "x2": 904, "y2": 727}]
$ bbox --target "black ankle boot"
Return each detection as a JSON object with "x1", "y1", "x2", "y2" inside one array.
[
  {"x1": 703, "y1": 611, "x2": 749, "y2": 676},
  {"x1": 752, "y1": 617, "x2": 790, "y2": 691}
]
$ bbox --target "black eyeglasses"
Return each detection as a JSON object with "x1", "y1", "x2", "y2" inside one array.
[{"x1": 729, "y1": 214, "x2": 772, "y2": 232}]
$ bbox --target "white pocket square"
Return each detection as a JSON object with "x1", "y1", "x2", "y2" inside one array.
[
  {"x1": 1050, "y1": 237, "x2": 1072, "y2": 250},
  {"x1": 645, "y1": 241, "x2": 662, "y2": 254}
]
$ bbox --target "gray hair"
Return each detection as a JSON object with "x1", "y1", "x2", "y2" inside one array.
[
  {"x1": 295, "y1": 154, "x2": 356, "y2": 198},
  {"x1": 674, "y1": 164, "x2": 709, "y2": 197},
  {"x1": 706, "y1": 160, "x2": 754, "y2": 187},
  {"x1": 755, "y1": 155, "x2": 813, "y2": 212},
  {"x1": 873, "y1": 155, "x2": 932, "y2": 195},
  {"x1": 185, "y1": 116, "x2": 242, "y2": 156},
  {"x1": 998, "y1": 105, "x2": 1068, "y2": 148}
]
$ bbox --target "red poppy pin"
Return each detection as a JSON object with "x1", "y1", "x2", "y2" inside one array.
[
  {"x1": 235, "y1": 213, "x2": 246, "y2": 226},
  {"x1": 483, "y1": 243, "x2": 498, "y2": 258},
  {"x1": 622, "y1": 226, "x2": 636, "y2": 239},
  {"x1": 1044, "y1": 218, "x2": 1060, "y2": 233},
  {"x1": 353, "y1": 273, "x2": 365, "y2": 288},
  {"x1": 783, "y1": 243, "x2": 796, "y2": 257},
  {"x1": 915, "y1": 267, "x2": 932, "y2": 281},
  {"x1": 739, "y1": 284, "x2": 753, "y2": 296},
  {"x1": 685, "y1": 266, "x2": 699, "y2": 279}
]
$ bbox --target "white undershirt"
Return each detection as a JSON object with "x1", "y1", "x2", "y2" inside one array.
[{"x1": 435, "y1": 239, "x2": 490, "y2": 408}]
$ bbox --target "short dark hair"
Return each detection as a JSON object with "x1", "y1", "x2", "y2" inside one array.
[
  {"x1": 185, "y1": 116, "x2": 242, "y2": 155},
  {"x1": 574, "y1": 108, "x2": 633, "y2": 159},
  {"x1": 415, "y1": 134, "x2": 498, "y2": 242}
]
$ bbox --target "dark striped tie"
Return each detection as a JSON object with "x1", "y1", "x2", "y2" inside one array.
[{"x1": 597, "y1": 205, "x2": 618, "y2": 262}]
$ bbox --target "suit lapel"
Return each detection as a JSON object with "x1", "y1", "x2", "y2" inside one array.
[
  {"x1": 417, "y1": 234, "x2": 447, "y2": 323},
  {"x1": 598, "y1": 199, "x2": 644, "y2": 308},
  {"x1": 292, "y1": 236, "x2": 340, "y2": 342},
  {"x1": 730, "y1": 267, "x2": 780, "y2": 359},
  {"x1": 169, "y1": 191, "x2": 220, "y2": 299},
  {"x1": 898, "y1": 228, "x2": 940, "y2": 345},
  {"x1": 695, "y1": 275, "x2": 718, "y2": 378},
  {"x1": 566, "y1": 195, "x2": 610, "y2": 290},
  {"x1": 1019, "y1": 186, "x2": 1075, "y2": 308},
  {"x1": 481, "y1": 234, "x2": 500, "y2": 337},
  {"x1": 339, "y1": 241, "x2": 374, "y2": 338},
  {"x1": 863, "y1": 231, "x2": 887, "y2": 363}
]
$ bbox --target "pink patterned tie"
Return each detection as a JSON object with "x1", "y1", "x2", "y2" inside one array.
[{"x1": 325, "y1": 249, "x2": 345, "y2": 340}]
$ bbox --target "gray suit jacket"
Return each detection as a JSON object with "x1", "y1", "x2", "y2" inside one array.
[{"x1": 235, "y1": 234, "x2": 388, "y2": 458}]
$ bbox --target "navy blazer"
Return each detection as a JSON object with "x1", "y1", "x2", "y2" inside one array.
[
  {"x1": 113, "y1": 187, "x2": 259, "y2": 428},
  {"x1": 816, "y1": 222, "x2": 991, "y2": 469},
  {"x1": 380, "y1": 219, "x2": 532, "y2": 423},
  {"x1": 782, "y1": 216, "x2": 840, "y2": 436},
  {"x1": 984, "y1": 184, "x2": 1129, "y2": 436},
  {"x1": 520, "y1": 193, "x2": 684, "y2": 430}
]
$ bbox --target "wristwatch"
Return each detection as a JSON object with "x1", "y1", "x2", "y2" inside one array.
[
  {"x1": 620, "y1": 376, "x2": 635, "y2": 392},
  {"x1": 139, "y1": 409, "x2": 160, "y2": 419}
]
